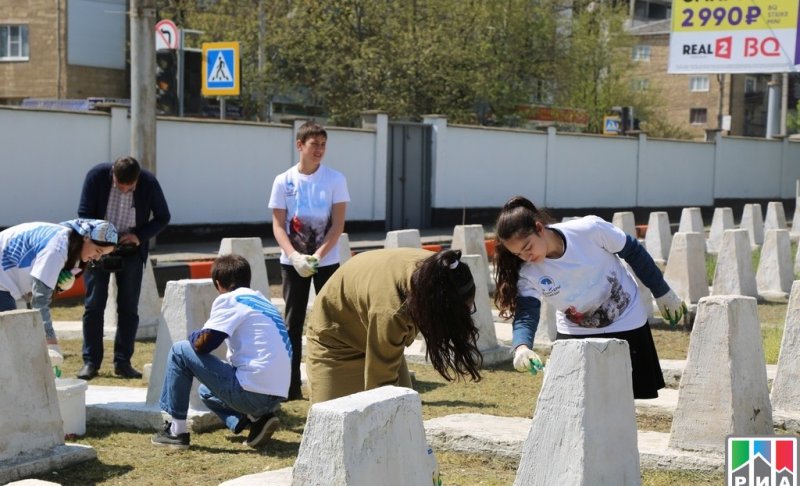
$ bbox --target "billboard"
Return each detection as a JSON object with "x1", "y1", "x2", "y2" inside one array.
[{"x1": 668, "y1": 0, "x2": 800, "y2": 73}]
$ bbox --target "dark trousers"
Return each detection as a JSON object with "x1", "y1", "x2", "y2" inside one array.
[
  {"x1": 82, "y1": 253, "x2": 144, "y2": 367},
  {"x1": 281, "y1": 263, "x2": 339, "y2": 395}
]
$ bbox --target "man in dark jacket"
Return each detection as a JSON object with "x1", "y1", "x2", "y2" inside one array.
[{"x1": 77, "y1": 156, "x2": 170, "y2": 380}]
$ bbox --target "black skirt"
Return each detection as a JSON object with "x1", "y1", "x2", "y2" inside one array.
[{"x1": 557, "y1": 322, "x2": 665, "y2": 399}]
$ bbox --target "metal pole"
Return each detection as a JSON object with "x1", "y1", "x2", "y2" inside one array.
[
  {"x1": 766, "y1": 74, "x2": 781, "y2": 139},
  {"x1": 716, "y1": 73, "x2": 725, "y2": 129},
  {"x1": 130, "y1": 0, "x2": 157, "y2": 173},
  {"x1": 780, "y1": 72, "x2": 788, "y2": 137},
  {"x1": 220, "y1": 97, "x2": 225, "y2": 121},
  {"x1": 178, "y1": 29, "x2": 184, "y2": 117}
]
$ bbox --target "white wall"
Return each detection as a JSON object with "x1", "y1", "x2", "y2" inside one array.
[
  {"x1": 1, "y1": 105, "x2": 798, "y2": 229},
  {"x1": 548, "y1": 133, "x2": 638, "y2": 208},
  {"x1": 638, "y1": 138, "x2": 715, "y2": 207},
  {"x1": 437, "y1": 125, "x2": 548, "y2": 208}
]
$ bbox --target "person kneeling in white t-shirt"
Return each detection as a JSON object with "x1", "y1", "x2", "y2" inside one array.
[{"x1": 152, "y1": 254, "x2": 292, "y2": 450}]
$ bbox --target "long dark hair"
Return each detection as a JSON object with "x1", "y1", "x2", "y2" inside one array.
[
  {"x1": 64, "y1": 230, "x2": 115, "y2": 275},
  {"x1": 493, "y1": 196, "x2": 552, "y2": 318},
  {"x1": 406, "y1": 249, "x2": 482, "y2": 382}
]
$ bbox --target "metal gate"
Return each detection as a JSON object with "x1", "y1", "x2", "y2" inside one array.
[{"x1": 386, "y1": 122, "x2": 433, "y2": 230}]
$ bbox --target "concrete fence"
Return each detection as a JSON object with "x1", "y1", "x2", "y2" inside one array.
[{"x1": 1, "y1": 106, "x2": 798, "y2": 233}]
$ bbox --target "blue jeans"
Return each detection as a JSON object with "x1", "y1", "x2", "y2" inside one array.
[
  {"x1": 0, "y1": 290, "x2": 16, "y2": 311},
  {"x1": 82, "y1": 253, "x2": 143, "y2": 367},
  {"x1": 159, "y1": 341, "x2": 283, "y2": 432}
]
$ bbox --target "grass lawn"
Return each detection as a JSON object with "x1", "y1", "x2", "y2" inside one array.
[{"x1": 37, "y1": 279, "x2": 791, "y2": 485}]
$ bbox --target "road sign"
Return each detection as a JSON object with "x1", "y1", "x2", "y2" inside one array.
[
  {"x1": 155, "y1": 20, "x2": 179, "y2": 51},
  {"x1": 202, "y1": 42, "x2": 240, "y2": 96},
  {"x1": 603, "y1": 116, "x2": 621, "y2": 135}
]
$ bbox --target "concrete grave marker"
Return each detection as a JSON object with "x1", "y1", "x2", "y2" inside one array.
[
  {"x1": 384, "y1": 229, "x2": 421, "y2": 249},
  {"x1": 338, "y1": 233, "x2": 352, "y2": 266},
  {"x1": 219, "y1": 237, "x2": 270, "y2": 298},
  {"x1": 644, "y1": 211, "x2": 672, "y2": 266},
  {"x1": 711, "y1": 229, "x2": 757, "y2": 298},
  {"x1": 611, "y1": 211, "x2": 636, "y2": 238},
  {"x1": 663, "y1": 232, "x2": 708, "y2": 304},
  {"x1": 292, "y1": 386, "x2": 434, "y2": 486},
  {"x1": 451, "y1": 224, "x2": 492, "y2": 293},
  {"x1": 755, "y1": 229, "x2": 792, "y2": 301},
  {"x1": 740, "y1": 203, "x2": 764, "y2": 247},
  {"x1": 0, "y1": 310, "x2": 95, "y2": 483},
  {"x1": 771, "y1": 281, "x2": 800, "y2": 413},
  {"x1": 146, "y1": 279, "x2": 222, "y2": 411},
  {"x1": 764, "y1": 201, "x2": 787, "y2": 231},
  {"x1": 104, "y1": 258, "x2": 161, "y2": 339},
  {"x1": 707, "y1": 207, "x2": 734, "y2": 254},
  {"x1": 515, "y1": 339, "x2": 640, "y2": 486},
  {"x1": 669, "y1": 296, "x2": 772, "y2": 453},
  {"x1": 791, "y1": 198, "x2": 800, "y2": 241},
  {"x1": 677, "y1": 207, "x2": 704, "y2": 234}
]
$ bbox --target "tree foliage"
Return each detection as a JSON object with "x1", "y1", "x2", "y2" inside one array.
[{"x1": 157, "y1": 0, "x2": 659, "y2": 131}]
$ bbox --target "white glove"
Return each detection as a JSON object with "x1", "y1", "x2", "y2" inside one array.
[
  {"x1": 656, "y1": 289, "x2": 687, "y2": 326},
  {"x1": 289, "y1": 252, "x2": 317, "y2": 278},
  {"x1": 513, "y1": 345, "x2": 544, "y2": 375}
]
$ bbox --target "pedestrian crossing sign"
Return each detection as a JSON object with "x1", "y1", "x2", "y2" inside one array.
[
  {"x1": 603, "y1": 115, "x2": 621, "y2": 135},
  {"x1": 202, "y1": 42, "x2": 240, "y2": 96}
]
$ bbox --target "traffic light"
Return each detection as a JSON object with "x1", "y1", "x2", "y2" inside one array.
[{"x1": 156, "y1": 50, "x2": 178, "y2": 115}]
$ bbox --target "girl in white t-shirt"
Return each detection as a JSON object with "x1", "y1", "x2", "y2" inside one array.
[
  {"x1": 0, "y1": 219, "x2": 117, "y2": 362},
  {"x1": 493, "y1": 196, "x2": 687, "y2": 399}
]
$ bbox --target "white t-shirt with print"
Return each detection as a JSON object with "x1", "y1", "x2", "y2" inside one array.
[
  {"x1": 268, "y1": 164, "x2": 350, "y2": 267},
  {"x1": 517, "y1": 216, "x2": 647, "y2": 336},
  {"x1": 0, "y1": 223, "x2": 70, "y2": 300},
  {"x1": 202, "y1": 287, "x2": 292, "y2": 397}
]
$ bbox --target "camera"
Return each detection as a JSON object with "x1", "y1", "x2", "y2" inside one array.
[{"x1": 88, "y1": 244, "x2": 138, "y2": 273}]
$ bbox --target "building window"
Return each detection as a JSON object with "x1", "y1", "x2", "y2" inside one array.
[
  {"x1": 744, "y1": 76, "x2": 758, "y2": 94},
  {"x1": 0, "y1": 25, "x2": 29, "y2": 60},
  {"x1": 632, "y1": 45, "x2": 651, "y2": 61},
  {"x1": 632, "y1": 78, "x2": 649, "y2": 91},
  {"x1": 689, "y1": 76, "x2": 709, "y2": 92},
  {"x1": 690, "y1": 108, "x2": 707, "y2": 125}
]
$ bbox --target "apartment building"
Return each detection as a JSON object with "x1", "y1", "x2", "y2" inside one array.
[{"x1": 0, "y1": 0, "x2": 127, "y2": 104}]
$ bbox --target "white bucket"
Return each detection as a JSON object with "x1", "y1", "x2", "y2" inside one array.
[{"x1": 55, "y1": 378, "x2": 88, "y2": 436}]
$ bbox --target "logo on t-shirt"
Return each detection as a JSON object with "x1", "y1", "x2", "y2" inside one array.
[
  {"x1": 539, "y1": 276, "x2": 561, "y2": 297},
  {"x1": 285, "y1": 180, "x2": 297, "y2": 198}
]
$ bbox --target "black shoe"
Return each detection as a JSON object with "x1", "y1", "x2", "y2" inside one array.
[
  {"x1": 77, "y1": 364, "x2": 99, "y2": 381},
  {"x1": 233, "y1": 416, "x2": 251, "y2": 435},
  {"x1": 245, "y1": 414, "x2": 279, "y2": 448},
  {"x1": 114, "y1": 363, "x2": 142, "y2": 379},
  {"x1": 151, "y1": 421, "x2": 190, "y2": 450}
]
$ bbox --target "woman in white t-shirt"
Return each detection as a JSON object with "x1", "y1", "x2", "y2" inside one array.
[
  {"x1": 493, "y1": 196, "x2": 687, "y2": 399},
  {"x1": 0, "y1": 219, "x2": 117, "y2": 362}
]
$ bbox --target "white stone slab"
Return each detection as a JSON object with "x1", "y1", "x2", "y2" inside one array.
[
  {"x1": 451, "y1": 224, "x2": 492, "y2": 293},
  {"x1": 756, "y1": 229, "x2": 793, "y2": 301},
  {"x1": 707, "y1": 207, "x2": 734, "y2": 254},
  {"x1": 384, "y1": 229, "x2": 421, "y2": 248},
  {"x1": 292, "y1": 386, "x2": 433, "y2": 486},
  {"x1": 644, "y1": 211, "x2": 672, "y2": 266},
  {"x1": 104, "y1": 258, "x2": 161, "y2": 339},
  {"x1": 771, "y1": 280, "x2": 800, "y2": 414},
  {"x1": 740, "y1": 203, "x2": 764, "y2": 247},
  {"x1": 145, "y1": 279, "x2": 222, "y2": 411},
  {"x1": 0, "y1": 444, "x2": 96, "y2": 484},
  {"x1": 678, "y1": 207, "x2": 704, "y2": 234},
  {"x1": 669, "y1": 296, "x2": 773, "y2": 453},
  {"x1": 664, "y1": 232, "x2": 709, "y2": 304},
  {"x1": 423, "y1": 414, "x2": 723, "y2": 472},
  {"x1": 612, "y1": 211, "x2": 636, "y2": 237},
  {"x1": 764, "y1": 201, "x2": 787, "y2": 231},
  {"x1": 86, "y1": 385, "x2": 219, "y2": 432},
  {"x1": 219, "y1": 467, "x2": 294, "y2": 486},
  {"x1": 711, "y1": 229, "x2": 757, "y2": 298},
  {"x1": 515, "y1": 339, "x2": 639, "y2": 486},
  {"x1": 219, "y1": 238, "x2": 270, "y2": 299}
]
